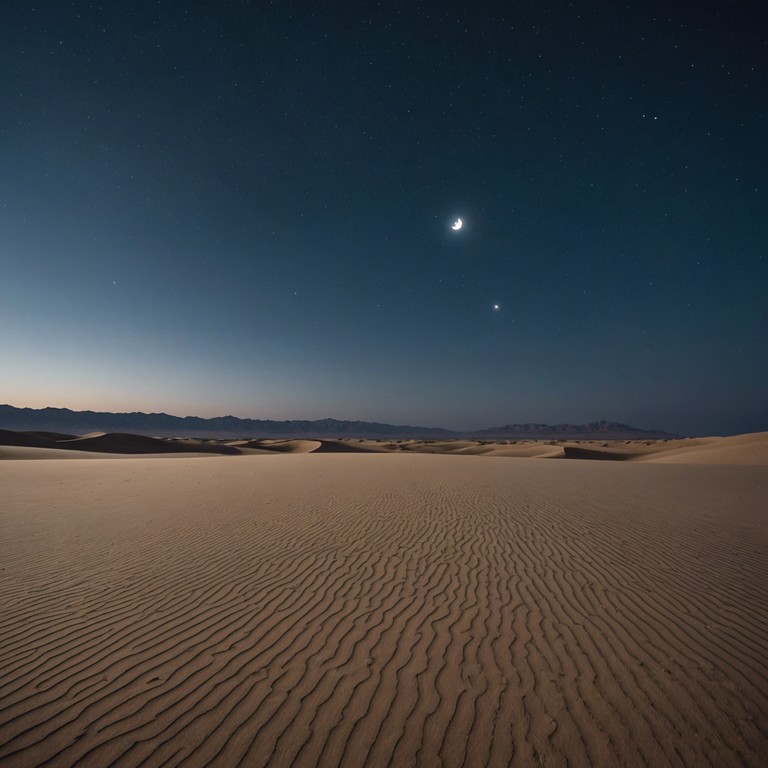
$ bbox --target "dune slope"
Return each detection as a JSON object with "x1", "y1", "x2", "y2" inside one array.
[{"x1": 0, "y1": 455, "x2": 766, "y2": 767}]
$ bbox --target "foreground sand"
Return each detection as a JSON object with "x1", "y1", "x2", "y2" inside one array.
[{"x1": 1, "y1": 455, "x2": 766, "y2": 767}]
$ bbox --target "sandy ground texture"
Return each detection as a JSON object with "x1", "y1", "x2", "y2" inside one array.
[{"x1": 1, "y1": 454, "x2": 766, "y2": 767}]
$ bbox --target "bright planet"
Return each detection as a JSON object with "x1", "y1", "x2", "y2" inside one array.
[{"x1": 451, "y1": 217, "x2": 463, "y2": 231}]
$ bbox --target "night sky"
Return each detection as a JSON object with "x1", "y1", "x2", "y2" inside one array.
[{"x1": 2, "y1": 1, "x2": 766, "y2": 436}]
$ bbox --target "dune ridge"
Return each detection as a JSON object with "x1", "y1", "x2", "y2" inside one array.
[
  {"x1": 1, "y1": 429, "x2": 767, "y2": 464},
  {"x1": 1, "y1": 455, "x2": 766, "y2": 766}
]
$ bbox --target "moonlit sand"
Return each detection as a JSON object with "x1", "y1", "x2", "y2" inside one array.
[{"x1": 1, "y1": 436, "x2": 767, "y2": 767}]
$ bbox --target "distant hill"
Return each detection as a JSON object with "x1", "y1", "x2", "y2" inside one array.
[
  {"x1": 0, "y1": 405, "x2": 678, "y2": 440},
  {"x1": 0, "y1": 405, "x2": 454, "y2": 439},
  {"x1": 473, "y1": 420, "x2": 679, "y2": 440}
]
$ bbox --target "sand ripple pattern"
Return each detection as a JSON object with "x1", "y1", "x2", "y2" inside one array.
[{"x1": 1, "y1": 456, "x2": 767, "y2": 767}]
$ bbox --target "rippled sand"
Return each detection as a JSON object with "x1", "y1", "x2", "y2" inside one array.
[{"x1": 1, "y1": 455, "x2": 766, "y2": 767}]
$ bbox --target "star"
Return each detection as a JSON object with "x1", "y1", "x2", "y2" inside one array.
[{"x1": 493, "y1": 304, "x2": 500, "y2": 311}]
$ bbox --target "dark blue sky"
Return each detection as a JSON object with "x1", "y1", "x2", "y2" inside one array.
[{"x1": 2, "y1": 1, "x2": 765, "y2": 435}]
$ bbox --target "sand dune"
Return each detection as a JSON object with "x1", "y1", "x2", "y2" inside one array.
[
  {"x1": 243, "y1": 439, "x2": 323, "y2": 454},
  {"x1": 1, "y1": 454, "x2": 766, "y2": 767},
  {"x1": 1, "y1": 430, "x2": 767, "y2": 464},
  {"x1": 312, "y1": 440, "x2": 390, "y2": 453},
  {"x1": 0, "y1": 446, "x2": 144, "y2": 461},
  {"x1": 0, "y1": 431, "x2": 240, "y2": 458},
  {"x1": 326, "y1": 434, "x2": 768, "y2": 464},
  {"x1": 57, "y1": 433, "x2": 241, "y2": 455},
  {"x1": 0, "y1": 429, "x2": 63, "y2": 448},
  {"x1": 638, "y1": 432, "x2": 768, "y2": 465}
]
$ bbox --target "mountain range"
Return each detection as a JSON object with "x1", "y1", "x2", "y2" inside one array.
[{"x1": 0, "y1": 405, "x2": 678, "y2": 440}]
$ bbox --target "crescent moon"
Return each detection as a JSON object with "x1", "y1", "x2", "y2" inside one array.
[{"x1": 451, "y1": 218, "x2": 463, "y2": 231}]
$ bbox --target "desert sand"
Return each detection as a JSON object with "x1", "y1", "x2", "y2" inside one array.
[
  {"x1": 2, "y1": 428, "x2": 767, "y2": 464},
  {"x1": 1, "y1": 441, "x2": 767, "y2": 766}
]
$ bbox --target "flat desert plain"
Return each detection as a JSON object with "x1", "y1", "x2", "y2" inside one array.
[{"x1": 1, "y1": 434, "x2": 767, "y2": 767}]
